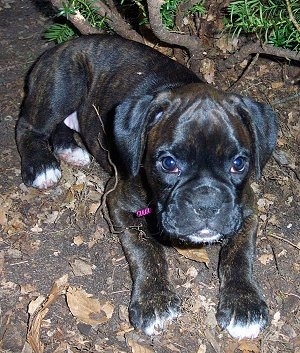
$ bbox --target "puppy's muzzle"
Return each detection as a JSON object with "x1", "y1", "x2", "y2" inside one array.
[
  {"x1": 160, "y1": 183, "x2": 241, "y2": 243},
  {"x1": 193, "y1": 185, "x2": 223, "y2": 218}
]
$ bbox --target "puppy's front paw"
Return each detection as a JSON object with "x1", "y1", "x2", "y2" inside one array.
[
  {"x1": 216, "y1": 282, "x2": 268, "y2": 339},
  {"x1": 129, "y1": 288, "x2": 181, "y2": 335},
  {"x1": 22, "y1": 158, "x2": 61, "y2": 189}
]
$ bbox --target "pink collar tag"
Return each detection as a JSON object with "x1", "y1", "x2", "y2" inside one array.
[{"x1": 135, "y1": 207, "x2": 153, "y2": 217}]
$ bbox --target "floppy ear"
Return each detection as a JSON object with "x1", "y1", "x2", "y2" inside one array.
[
  {"x1": 112, "y1": 95, "x2": 166, "y2": 176},
  {"x1": 232, "y1": 95, "x2": 278, "y2": 179}
]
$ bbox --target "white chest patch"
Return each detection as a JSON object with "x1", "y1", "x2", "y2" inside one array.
[{"x1": 64, "y1": 111, "x2": 80, "y2": 132}]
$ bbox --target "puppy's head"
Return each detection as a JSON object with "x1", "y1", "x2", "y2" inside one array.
[{"x1": 113, "y1": 84, "x2": 277, "y2": 243}]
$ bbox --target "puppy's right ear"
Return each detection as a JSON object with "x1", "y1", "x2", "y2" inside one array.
[{"x1": 112, "y1": 95, "x2": 164, "y2": 176}]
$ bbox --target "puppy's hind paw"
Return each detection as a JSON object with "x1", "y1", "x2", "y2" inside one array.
[{"x1": 31, "y1": 166, "x2": 62, "y2": 189}]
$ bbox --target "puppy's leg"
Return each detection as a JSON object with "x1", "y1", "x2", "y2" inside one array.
[
  {"x1": 52, "y1": 117, "x2": 91, "y2": 167},
  {"x1": 16, "y1": 50, "x2": 89, "y2": 189},
  {"x1": 16, "y1": 116, "x2": 61, "y2": 189},
  {"x1": 216, "y1": 186, "x2": 268, "y2": 339},
  {"x1": 108, "y1": 185, "x2": 181, "y2": 335},
  {"x1": 119, "y1": 228, "x2": 181, "y2": 335}
]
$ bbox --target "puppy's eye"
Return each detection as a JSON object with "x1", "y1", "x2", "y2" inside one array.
[
  {"x1": 231, "y1": 156, "x2": 247, "y2": 173},
  {"x1": 161, "y1": 156, "x2": 179, "y2": 173}
]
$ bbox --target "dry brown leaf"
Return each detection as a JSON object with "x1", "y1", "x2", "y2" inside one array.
[
  {"x1": 199, "y1": 58, "x2": 215, "y2": 84},
  {"x1": 0, "y1": 250, "x2": 4, "y2": 279},
  {"x1": 28, "y1": 295, "x2": 46, "y2": 315},
  {"x1": 126, "y1": 337, "x2": 155, "y2": 353},
  {"x1": 72, "y1": 183, "x2": 85, "y2": 192},
  {"x1": 21, "y1": 341, "x2": 34, "y2": 353},
  {"x1": 66, "y1": 286, "x2": 114, "y2": 326},
  {"x1": 0, "y1": 205, "x2": 8, "y2": 226},
  {"x1": 196, "y1": 344, "x2": 207, "y2": 353},
  {"x1": 175, "y1": 247, "x2": 210, "y2": 266},
  {"x1": 26, "y1": 274, "x2": 69, "y2": 353},
  {"x1": 258, "y1": 253, "x2": 273, "y2": 265},
  {"x1": 89, "y1": 202, "x2": 101, "y2": 214},
  {"x1": 70, "y1": 258, "x2": 93, "y2": 276},
  {"x1": 271, "y1": 81, "x2": 284, "y2": 89},
  {"x1": 20, "y1": 283, "x2": 37, "y2": 295},
  {"x1": 165, "y1": 343, "x2": 181, "y2": 352},
  {"x1": 237, "y1": 339, "x2": 260, "y2": 353},
  {"x1": 73, "y1": 235, "x2": 84, "y2": 246}
]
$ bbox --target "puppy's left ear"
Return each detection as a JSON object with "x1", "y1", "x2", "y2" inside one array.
[
  {"x1": 232, "y1": 95, "x2": 278, "y2": 178},
  {"x1": 112, "y1": 95, "x2": 165, "y2": 176}
]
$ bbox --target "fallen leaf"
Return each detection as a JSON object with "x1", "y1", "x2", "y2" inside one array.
[
  {"x1": 20, "y1": 283, "x2": 37, "y2": 295},
  {"x1": 73, "y1": 235, "x2": 84, "y2": 246},
  {"x1": 197, "y1": 343, "x2": 207, "y2": 353},
  {"x1": 66, "y1": 287, "x2": 114, "y2": 326},
  {"x1": 271, "y1": 81, "x2": 284, "y2": 89},
  {"x1": 89, "y1": 202, "x2": 100, "y2": 214},
  {"x1": 126, "y1": 336, "x2": 155, "y2": 353},
  {"x1": 199, "y1": 58, "x2": 215, "y2": 84},
  {"x1": 165, "y1": 343, "x2": 181, "y2": 352},
  {"x1": 0, "y1": 205, "x2": 8, "y2": 226},
  {"x1": 175, "y1": 247, "x2": 210, "y2": 266},
  {"x1": 186, "y1": 266, "x2": 198, "y2": 279},
  {"x1": 258, "y1": 253, "x2": 273, "y2": 265},
  {"x1": 27, "y1": 274, "x2": 69, "y2": 353},
  {"x1": 0, "y1": 250, "x2": 4, "y2": 279},
  {"x1": 237, "y1": 339, "x2": 260, "y2": 353},
  {"x1": 69, "y1": 258, "x2": 93, "y2": 276}
]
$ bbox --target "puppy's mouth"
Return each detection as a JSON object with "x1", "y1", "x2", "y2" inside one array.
[{"x1": 184, "y1": 228, "x2": 224, "y2": 244}]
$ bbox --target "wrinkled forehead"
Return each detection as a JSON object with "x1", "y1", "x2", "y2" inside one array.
[{"x1": 148, "y1": 96, "x2": 252, "y2": 156}]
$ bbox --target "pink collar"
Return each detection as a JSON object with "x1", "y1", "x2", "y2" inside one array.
[{"x1": 135, "y1": 207, "x2": 153, "y2": 217}]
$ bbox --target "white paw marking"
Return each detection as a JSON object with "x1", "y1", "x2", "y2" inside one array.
[
  {"x1": 143, "y1": 309, "x2": 179, "y2": 336},
  {"x1": 55, "y1": 147, "x2": 90, "y2": 166},
  {"x1": 32, "y1": 167, "x2": 61, "y2": 189},
  {"x1": 226, "y1": 317, "x2": 265, "y2": 339},
  {"x1": 63, "y1": 111, "x2": 79, "y2": 132}
]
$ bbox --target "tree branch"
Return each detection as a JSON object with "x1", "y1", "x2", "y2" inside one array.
[
  {"x1": 51, "y1": 0, "x2": 100, "y2": 34},
  {"x1": 220, "y1": 40, "x2": 300, "y2": 71},
  {"x1": 50, "y1": 0, "x2": 144, "y2": 43},
  {"x1": 146, "y1": 0, "x2": 203, "y2": 59},
  {"x1": 285, "y1": 0, "x2": 300, "y2": 32},
  {"x1": 92, "y1": 0, "x2": 144, "y2": 43}
]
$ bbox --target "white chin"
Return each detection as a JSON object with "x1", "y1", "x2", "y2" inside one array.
[{"x1": 186, "y1": 229, "x2": 223, "y2": 244}]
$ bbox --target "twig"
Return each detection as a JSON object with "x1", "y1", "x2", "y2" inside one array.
[
  {"x1": 92, "y1": 105, "x2": 121, "y2": 234},
  {"x1": 272, "y1": 92, "x2": 300, "y2": 105},
  {"x1": 267, "y1": 233, "x2": 300, "y2": 250},
  {"x1": 285, "y1": 0, "x2": 300, "y2": 32},
  {"x1": 227, "y1": 53, "x2": 260, "y2": 92}
]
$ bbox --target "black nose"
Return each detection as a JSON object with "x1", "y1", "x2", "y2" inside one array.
[{"x1": 194, "y1": 186, "x2": 223, "y2": 218}]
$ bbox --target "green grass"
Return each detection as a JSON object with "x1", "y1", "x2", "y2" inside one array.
[
  {"x1": 44, "y1": 0, "x2": 300, "y2": 52},
  {"x1": 225, "y1": 0, "x2": 300, "y2": 50}
]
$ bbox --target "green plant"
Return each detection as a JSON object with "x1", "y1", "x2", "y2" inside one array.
[
  {"x1": 44, "y1": 0, "x2": 110, "y2": 42},
  {"x1": 44, "y1": 23, "x2": 77, "y2": 43},
  {"x1": 160, "y1": 0, "x2": 205, "y2": 29},
  {"x1": 225, "y1": 0, "x2": 300, "y2": 50}
]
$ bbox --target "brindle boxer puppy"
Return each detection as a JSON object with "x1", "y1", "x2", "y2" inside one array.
[{"x1": 16, "y1": 35, "x2": 277, "y2": 338}]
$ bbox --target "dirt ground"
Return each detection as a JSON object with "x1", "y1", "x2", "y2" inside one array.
[{"x1": 0, "y1": 1, "x2": 299, "y2": 352}]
